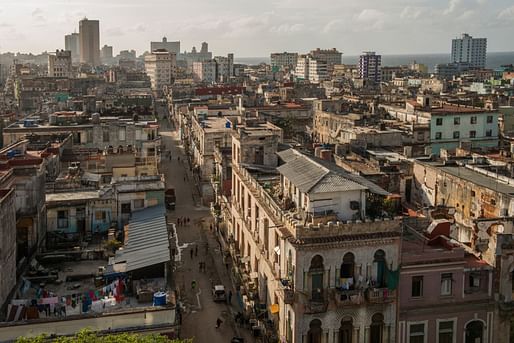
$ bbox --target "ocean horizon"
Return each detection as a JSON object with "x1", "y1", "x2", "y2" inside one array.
[{"x1": 235, "y1": 51, "x2": 514, "y2": 72}]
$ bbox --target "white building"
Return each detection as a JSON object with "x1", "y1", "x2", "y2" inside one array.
[
  {"x1": 151, "y1": 37, "x2": 180, "y2": 55},
  {"x1": 308, "y1": 58, "x2": 328, "y2": 83},
  {"x1": 144, "y1": 49, "x2": 176, "y2": 92},
  {"x1": 271, "y1": 52, "x2": 298, "y2": 69},
  {"x1": 451, "y1": 33, "x2": 487, "y2": 68},
  {"x1": 295, "y1": 55, "x2": 310, "y2": 81},
  {"x1": 192, "y1": 61, "x2": 217, "y2": 83},
  {"x1": 295, "y1": 55, "x2": 328, "y2": 83},
  {"x1": 227, "y1": 146, "x2": 401, "y2": 343},
  {"x1": 48, "y1": 50, "x2": 72, "y2": 78}
]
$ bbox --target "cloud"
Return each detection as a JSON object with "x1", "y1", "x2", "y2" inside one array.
[
  {"x1": 32, "y1": 8, "x2": 43, "y2": 17},
  {"x1": 498, "y1": 5, "x2": 514, "y2": 19},
  {"x1": 443, "y1": 0, "x2": 462, "y2": 15},
  {"x1": 400, "y1": 6, "x2": 423, "y2": 19},
  {"x1": 269, "y1": 23, "x2": 304, "y2": 34},
  {"x1": 322, "y1": 19, "x2": 345, "y2": 34},
  {"x1": 355, "y1": 9, "x2": 385, "y2": 31}
]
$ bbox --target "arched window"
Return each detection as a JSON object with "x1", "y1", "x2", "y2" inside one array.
[
  {"x1": 341, "y1": 253, "x2": 355, "y2": 289},
  {"x1": 465, "y1": 321, "x2": 484, "y2": 343},
  {"x1": 370, "y1": 313, "x2": 384, "y2": 343},
  {"x1": 307, "y1": 319, "x2": 322, "y2": 343},
  {"x1": 309, "y1": 255, "x2": 324, "y2": 301},
  {"x1": 339, "y1": 317, "x2": 353, "y2": 343},
  {"x1": 373, "y1": 250, "x2": 386, "y2": 288}
]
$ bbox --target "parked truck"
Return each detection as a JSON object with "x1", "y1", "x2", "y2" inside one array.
[{"x1": 165, "y1": 188, "x2": 176, "y2": 210}]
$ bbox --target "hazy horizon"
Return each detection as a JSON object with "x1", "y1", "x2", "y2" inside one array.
[{"x1": 0, "y1": 0, "x2": 513, "y2": 57}]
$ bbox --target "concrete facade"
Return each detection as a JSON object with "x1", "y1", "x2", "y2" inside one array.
[{"x1": 0, "y1": 188, "x2": 16, "y2": 311}]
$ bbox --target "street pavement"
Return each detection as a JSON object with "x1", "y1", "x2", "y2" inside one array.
[{"x1": 158, "y1": 112, "x2": 254, "y2": 343}]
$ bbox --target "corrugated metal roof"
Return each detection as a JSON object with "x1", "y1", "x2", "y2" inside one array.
[
  {"x1": 311, "y1": 173, "x2": 366, "y2": 193},
  {"x1": 114, "y1": 205, "x2": 170, "y2": 272},
  {"x1": 277, "y1": 149, "x2": 389, "y2": 195},
  {"x1": 277, "y1": 156, "x2": 327, "y2": 193}
]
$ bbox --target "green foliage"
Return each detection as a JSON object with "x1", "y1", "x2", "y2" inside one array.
[{"x1": 16, "y1": 329, "x2": 191, "y2": 343}]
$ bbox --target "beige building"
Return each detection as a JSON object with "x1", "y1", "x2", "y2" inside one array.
[
  {"x1": 192, "y1": 61, "x2": 216, "y2": 83},
  {"x1": 271, "y1": 52, "x2": 298, "y2": 69},
  {"x1": 227, "y1": 143, "x2": 401, "y2": 343},
  {"x1": 145, "y1": 50, "x2": 176, "y2": 92},
  {"x1": 48, "y1": 50, "x2": 72, "y2": 78},
  {"x1": 79, "y1": 18, "x2": 100, "y2": 66},
  {"x1": 0, "y1": 187, "x2": 16, "y2": 312}
]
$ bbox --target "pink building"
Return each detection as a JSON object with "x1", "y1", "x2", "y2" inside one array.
[{"x1": 398, "y1": 224, "x2": 495, "y2": 343}]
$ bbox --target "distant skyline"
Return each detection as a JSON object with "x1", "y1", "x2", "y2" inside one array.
[{"x1": 0, "y1": 0, "x2": 514, "y2": 57}]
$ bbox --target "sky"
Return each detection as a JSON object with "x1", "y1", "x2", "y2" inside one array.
[{"x1": 0, "y1": 0, "x2": 513, "y2": 57}]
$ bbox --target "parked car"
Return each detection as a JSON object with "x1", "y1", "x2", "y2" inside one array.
[
  {"x1": 212, "y1": 285, "x2": 226, "y2": 302},
  {"x1": 165, "y1": 188, "x2": 176, "y2": 210}
]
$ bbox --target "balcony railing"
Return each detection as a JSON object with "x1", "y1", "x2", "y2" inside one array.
[
  {"x1": 366, "y1": 288, "x2": 396, "y2": 304},
  {"x1": 332, "y1": 289, "x2": 363, "y2": 307}
]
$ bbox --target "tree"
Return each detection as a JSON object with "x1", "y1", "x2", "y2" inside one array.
[{"x1": 16, "y1": 329, "x2": 191, "y2": 343}]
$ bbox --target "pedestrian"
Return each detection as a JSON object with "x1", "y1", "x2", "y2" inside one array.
[
  {"x1": 176, "y1": 218, "x2": 179, "y2": 226},
  {"x1": 190, "y1": 249, "x2": 193, "y2": 259},
  {"x1": 184, "y1": 176, "x2": 186, "y2": 182},
  {"x1": 198, "y1": 261, "x2": 202, "y2": 272},
  {"x1": 225, "y1": 262, "x2": 229, "y2": 270},
  {"x1": 191, "y1": 280, "x2": 196, "y2": 290},
  {"x1": 215, "y1": 317, "x2": 223, "y2": 329},
  {"x1": 195, "y1": 245, "x2": 198, "y2": 257},
  {"x1": 228, "y1": 290, "x2": 233, "y2": 304},
  {"x1": 210, "y1": 224, "x2": 213, "y2": 232},
  {"x1": 178, "y1": 156, "x2": 180, "y2": 162}
]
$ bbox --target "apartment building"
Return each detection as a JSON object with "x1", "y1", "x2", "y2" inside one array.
[
  {"x1": 0, "y1": 187, "x2": 16, "y2": 313},
  {"x1": 271, "y1": 52, "x2": 299, "y2": 70},
  {"x1": 451, "y1": 33, "x2": 487, "y2": 69},
  {"x1": 359, "y1": 52, "x2": 382, "y2": 83},
  {"x1": 79, "y1": 18, "x2": 100, "y2": 67},
  {"x1": 144, "y1": 49, "x2": 176, "y2": 92},
  {"x1": 48, "y1": 50, "x2": 72, "y2": 78},
  {"x1": 295, "y1": 55, "x2": 328, "y2": 83},
  {"x1": 398, "y1": 222, "x2": 495, "y2": 343},
  {"x1": 192, "y1": 60, "x2": 217, "y2": 83},
  {"x1": 228, "y1": 143, "x2": 401, "y2": 343}
]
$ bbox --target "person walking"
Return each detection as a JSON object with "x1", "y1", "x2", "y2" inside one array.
[
  {"x1": 191, "y1": 280, "x2": 196, "y2": 291},
  {"x1": 195, "y1": 245, "x2": 198, "y2": 257},
  {"x1": 215, "y1": 317, "x2": 223, "y2": 329},
  {"x1": 190, "y1": 249, "x2": 193, "y2": 259},
  {"x1": 228, "y1": 290, "x2": 233, "y2": 304}
]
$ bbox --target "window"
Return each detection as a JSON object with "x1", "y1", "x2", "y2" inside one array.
[
  {"x1": 487, "y1": 115, "x2": 493, "y2": 123},
  {"x1": 469, "y1": 130, "x2": 476, "y2": 138},
  {"x1": 95, "y1": 211, "x2": 107, "y2": 222},
  {"x1": 436, "y1": 118, "x2": 443, "y2": 126},
  {"x1": 469, "y1": 273, "x2": 481, "y2": 288},
  {"x1": 133, "y1": 199, "x2": 144, "y2": 209},
  {"x1": 453, "y1": 131, "x2": 460, "y2": 139},
  {"x1": 435, "y1": 132, "x2": 442, "y2": 140},
  {"x1": 57, "y1": 210, "x2": 69, "y2": 229},
  {"x1": 412, "y1": 276, "x2": 423, "y2": 297},
  {"x1": 454, "y1": 117, "x2": 460, "y2": 125},
  {"x1": 470, "y1": 116, "x2": 477, "y2": 124},
  {"x1": 103, "y1": 127, "x2": 110, "y2": 142},
  {"x1": 118, "y1": 127, "x2": 126, "y2": 141},
  {"x1": 438, "y1": 321, "x2": 454, "y2": 343},
  {"x1": 441, "y1": 273, "x2": 453, "y2": 296},
  {"x1": 121, "y1": 203, "x2": 131, "y2": 214},
  {"x1": 409, "y1": 323, "x2": 425, "y2": 343},
  {"x1": 485, "y1": 129, "x2": 492, "y2": 137}
]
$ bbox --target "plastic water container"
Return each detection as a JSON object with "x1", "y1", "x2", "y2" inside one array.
[{"x1": 153, "y1": 292, "x2": 166, "y2": 306}]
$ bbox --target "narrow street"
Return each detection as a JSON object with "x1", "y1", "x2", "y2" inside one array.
[{"x1": 157, "y1": 104, "x2": 254, "y2": 343}]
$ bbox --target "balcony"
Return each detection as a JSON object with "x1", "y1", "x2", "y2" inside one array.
[
  {"x1": 366, "y1": 288, "x2": 396, "y2": 304},
  {"x1": 332, "y1": 289, "x2": 363, "y2": 307}
]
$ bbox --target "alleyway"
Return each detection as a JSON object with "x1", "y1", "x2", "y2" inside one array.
[{"x1": 158, "y1": 106, "x2": 254, "y2": 343}]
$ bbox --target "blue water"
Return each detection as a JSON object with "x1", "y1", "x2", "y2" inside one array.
[{"x1": 236, "y1": 52, "x2": 514, "y2": 72}]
